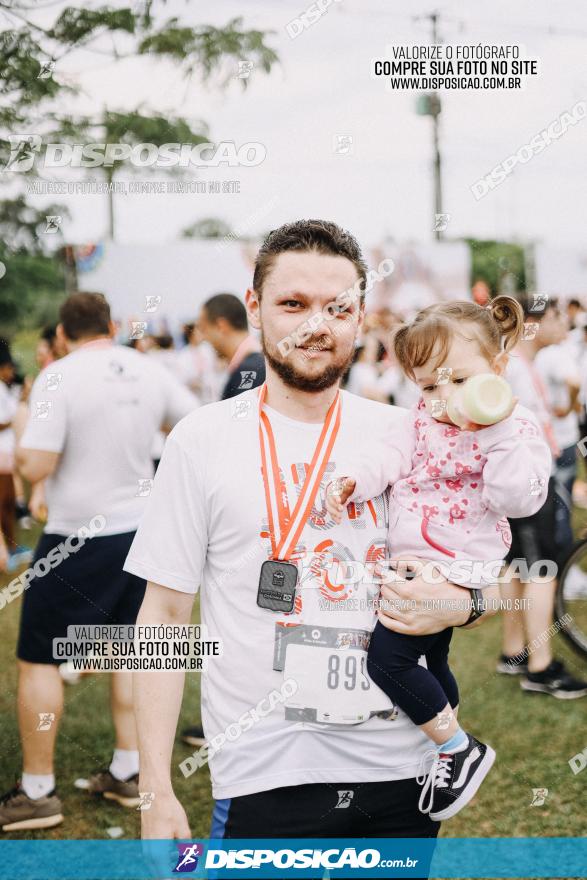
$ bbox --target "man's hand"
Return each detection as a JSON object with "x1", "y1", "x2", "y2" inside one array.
[
  {"x1": 134, "y1": 582, "x2": 195, "y2": 840},
  {"x1": 141, "y1": 790, "x2": 191, "y2": 839},
  {"x1": 29, "y1": 482, "x2": 48, "y2": 522},
  {"x1": 376, "y1": 557, "x2": 479, "y2": 634},
  {"x1": 0, "y1": 533, "x2": 8, "y2": 573}
]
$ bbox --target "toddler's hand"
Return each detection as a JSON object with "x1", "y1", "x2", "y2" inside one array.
[{"x1": 326, "y1": 477, "x2": 356, "y2": 524}]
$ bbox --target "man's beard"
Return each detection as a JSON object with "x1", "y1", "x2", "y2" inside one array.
[{"x1": 261, "y1": 332, "x2": 355, "y2": 393}]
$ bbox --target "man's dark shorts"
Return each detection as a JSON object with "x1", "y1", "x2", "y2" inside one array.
[
  {"x1": 211, "y1": 778, "x2": 439, "y2": 879},
  {"x1": 17, "y1": 530, "x2": 145, "y2": 664},
  {"x1": 506, "y1": 475, "x2": 559, "y2": 569},
  {"x1": 213, "y1": 777, "x2": 440, "y2": 838}
]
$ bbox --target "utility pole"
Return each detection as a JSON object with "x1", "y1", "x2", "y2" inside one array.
[
  {"x1": 431, "y1": 14, "x2": 443, "y2": 240},
  {"x1": 415, "y1": 11, "x2": 444, "y2": 240}
]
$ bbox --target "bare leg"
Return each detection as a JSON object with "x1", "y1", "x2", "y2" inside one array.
[
  {"x1": 522, "y1": 576, "x2": 557, "y2": 672},
  {"x1": 500, "y1": 578, "x2": 526, "y2": 656},
  {"x1": 110, "y1": 671, "x2": 138, "y2": 750},
  {"x1": 17, "y1": 661, "x2": 63, "y2": 774},
  {"x1": 421, "y1": 703, "x2": 460, "y2": 746}
]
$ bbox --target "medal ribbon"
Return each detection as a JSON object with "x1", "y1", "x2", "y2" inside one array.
[{"x1": 258, "y1": 383, "x2": 342, "y2": 561}]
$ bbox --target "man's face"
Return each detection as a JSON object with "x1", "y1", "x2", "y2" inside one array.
[
  {"x1": 247, "y1": 251, "x2": 364, "y2": 392},
  {"x1": 35, "y1": 339, "x2": 52, "y2": 369},
  {"x1": 0, "y1": 363, "x2": 14, "y2": 384},
  {"x1": 198, "y1": 307, "x2": 225, "y2": 357},
  {"x1": 189, "y1": 325, "x2": 204, "y2": 347},
  {"x1": 536, "y1": 305, "x2": 566, "y2": 348}
]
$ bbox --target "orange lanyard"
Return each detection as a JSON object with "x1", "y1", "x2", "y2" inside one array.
[{"x1": 258, "y1": 384, "x2": 342, "y2": 561}]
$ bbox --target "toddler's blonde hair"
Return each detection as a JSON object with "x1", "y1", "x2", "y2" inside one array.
[{"x1": 393, "y1": 296, "x2": 524, "y2": 381}]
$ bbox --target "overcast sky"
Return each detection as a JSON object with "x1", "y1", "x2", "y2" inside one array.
[{"x1": 12, "y1": 0, "x2": 587, "y2": 249}]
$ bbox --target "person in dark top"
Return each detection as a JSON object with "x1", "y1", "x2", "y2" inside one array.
[{"x1": 198, "y1": 293, "x2": 265, "y2": 400}]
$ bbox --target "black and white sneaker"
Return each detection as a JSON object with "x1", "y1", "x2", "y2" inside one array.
[
  {"x1": 417, "y1": 734, "x2": 495, "y2": 821},
  {"x1": 496, "y1": 651, "x2": 528, "y2": 675},
  {"x1": 521, "y1": 660, "x2": 587, "y2": 699}
]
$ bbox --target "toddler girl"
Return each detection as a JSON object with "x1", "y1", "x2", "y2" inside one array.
[{"x1": 326, "y1": 297, "x2": 552, "y2": 821}]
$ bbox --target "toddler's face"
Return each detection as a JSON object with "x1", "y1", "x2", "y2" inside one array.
[{"x1": 412, "y1": 330, "x2": 504, "y2": 423}]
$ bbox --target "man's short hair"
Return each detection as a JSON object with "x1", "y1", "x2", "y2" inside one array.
[
  {"x1": 252, "y1": 219, "x2": 368, "y2": 298},
  {"x1": 59, "y1": 292, "x2": 111, "y2": 341},
  {"x1": 40, "y1": 325, "x2": 57, "y2": 345},
  {"x1": 203, "y1": 293, "x2": 248, "y2": 331},
  {"x1": 182, "y1": 322, "x2": 195, "y2": 345},
  {"x1": 515, "y1": 292, "x2": 559, "y2": 320}
]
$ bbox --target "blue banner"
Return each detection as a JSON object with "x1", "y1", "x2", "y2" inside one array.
[{"x1": 0, "y1": 838, "x2": 585, "y2": 878}]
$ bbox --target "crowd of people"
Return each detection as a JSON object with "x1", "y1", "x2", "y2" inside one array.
[{"x1": 0, "y1": 220, "x2": 585, "y2": 845}]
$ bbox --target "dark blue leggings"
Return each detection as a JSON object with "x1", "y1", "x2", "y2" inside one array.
[{"x1": 366, "y1": 622, "x2": 459, "y2": 726}]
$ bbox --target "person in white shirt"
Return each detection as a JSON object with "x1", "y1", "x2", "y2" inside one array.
[
  {"x1": 498, "y1": 295, "x2": 587, "y2": 699},
  {"x1": 345, "y1": 333, "x2": 388, "y2": 401},
  {"x1": 148, "y1": 334, "x2": 193, "y2": 469},
  {"x1": 124, "y1": 220, "x2": 499, "y2": 848},
  {"x1": 0, "y1": 347, "x2": 19, "y2": 569},
  {"x1": 176, "y1": 323, "x2": 225, "y2": 405},
  {"x1": 534, "y1": 320, "x2": 581, "y2": 551},
  {"x1": 0, "y1": 293, "x2": 198, "y2": 833}
]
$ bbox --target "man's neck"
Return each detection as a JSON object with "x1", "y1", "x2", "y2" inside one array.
[
  {"x1": 263, "y1": 367, "x2": 340, "y2": 423},
  {"x1": 224, "y1": 330, "x2": 249, "y2": 362},
  {"x1": 66, "y1": 333, "x2": 112, "y2": 353},
  {"x1": 518, "y1": 337, "x2": 540, "y2": 361}
]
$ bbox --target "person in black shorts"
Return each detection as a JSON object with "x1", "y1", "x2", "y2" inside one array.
[
  {"x1": 0, "y1": 292, "x2": 197, "y2": 833},
  {"x1": 498, "y1": 294, "x2": 587, "y2": 698}
]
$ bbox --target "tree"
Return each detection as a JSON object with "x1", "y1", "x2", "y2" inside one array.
[
  {"x1": 0, "y1": 197, "x2": 68, "y2": 334},
  {"x1": 0, "y1": 2, "x2": 279, "y2": 330},
  {"x1": 182, "y1": 217, "x2": 234, "y2": 239},
  {"x1": 51, "y1": 110, "x2": 211, "y2": 239},
  {"x1": 466, "y1": 239, "x2": 526, "y2": 296},
  {"x1": 0, "y1": 4, "x2": 278, "y2": 131},
  {"x1": 0, "y1": 3, "x2": 279, "y2": 237}
]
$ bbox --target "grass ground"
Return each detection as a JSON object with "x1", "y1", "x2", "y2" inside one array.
[{"x1": 1, "y1": 522, "x2": 586, "y2": 844}]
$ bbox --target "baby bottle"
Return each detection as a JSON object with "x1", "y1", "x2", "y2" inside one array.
[{"x1": 446, "y1": 373, "x2": 513, "y2": 428}]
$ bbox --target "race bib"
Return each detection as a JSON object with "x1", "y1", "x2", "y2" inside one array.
[{"x1": 273, "y1": 623, "x2": 394, "y2": 724}]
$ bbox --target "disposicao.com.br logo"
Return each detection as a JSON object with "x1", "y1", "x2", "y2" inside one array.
[{"x1": 196, "y1": 845, "x2": 417, "y2": 871}]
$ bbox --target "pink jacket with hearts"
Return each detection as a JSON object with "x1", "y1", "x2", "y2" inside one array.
[{"x1": 350, "y1": 400, "x2": 553, "y2": 586}]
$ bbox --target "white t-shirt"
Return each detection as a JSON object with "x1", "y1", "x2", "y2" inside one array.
[
  {"x1": 580, "y1": 349, "x2": 587, "y2": 409},
  {"x1": 534, "y1": 343, "x2": 580, "y2": 450},
  {"x1": 378, "y1": 366, "x2": 421, "y2": 409},
  {"x1": 345, "y1": 362, "x2": 379, "y2": 397},
  {"x1": 147, "y1": 348, "x2": 197, "y2": 461},
  {"x1": 506, "y1": 351, "x2": 556, "y2": 471},
  {"x1": 176, "y1": 341, "x2": 225, "y2": 405},
  {"x1": 124, "y1": 388, "x2": 431, "y2": 800},
  {"x1": 20, "y1": 341, "x2": 199, "y2": 536}
]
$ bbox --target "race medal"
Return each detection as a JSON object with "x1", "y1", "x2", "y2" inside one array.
[
  {"x1": 257, "y1": 559, "x2": 299, "y2": 613},
  {"x1": 256, "y1": 383, "x2": 342, "y2": 614}
]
